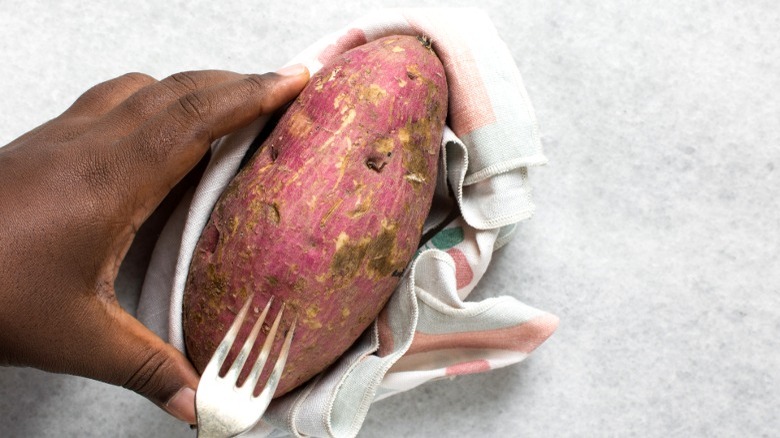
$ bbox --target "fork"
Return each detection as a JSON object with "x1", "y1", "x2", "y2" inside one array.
[{"x1": 195, "y1": 295, "x2": 296, "y2": 438}]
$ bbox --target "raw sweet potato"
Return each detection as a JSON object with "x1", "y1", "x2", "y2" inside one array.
[{"x1": 182, "y1": 35, "x2": 448, "y2": 397}]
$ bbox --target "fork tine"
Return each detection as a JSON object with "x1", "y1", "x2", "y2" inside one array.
[
  {"x1": 195, "y1": 299, "x2": 298, "y2": 438},
  {"x1": 243, "y1": 304, "x2": 287, "y2": 393},
  {"x1": 224, "y1": 297, "x2": 273, "y2": 384},
  {"x1": 255, "y1": 318, "x2": 297, "y2": 404},
  {"x1": 204, "y1": 293, "x2": 254, "y2": 379}
]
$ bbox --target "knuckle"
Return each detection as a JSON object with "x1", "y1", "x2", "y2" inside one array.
[
  {"x1": 69, "y1": 72, "x2": 156, "y2": 116},
  {"x1": 158, "y1": 71, "x2": 202, "y2": 100},
  {"x1": 122, "y1": 349, "x2": 172, "y2": 399},
  {"x1": 96, "y1": 72, "x2": 155, "y2": 100},
  {"x1": 167, "y1": 71, "x2": 199, "y2": 91},
  {"x1": 174, "y1": 92, "x2": 209, "y2": 127},
  {"x1": 243, "y1": 73, "x2": 274, "y2": 96},
  {"x1": 118, "y1": 72, "x2": 157, "y2": 89},
  {"x1": 242, "y1": 73, "x2": 276, "y2": 114}
]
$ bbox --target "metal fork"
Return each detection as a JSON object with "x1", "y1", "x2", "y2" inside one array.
[{"x1": 195, "y1": 295, "x2": 296, "y2": 438}]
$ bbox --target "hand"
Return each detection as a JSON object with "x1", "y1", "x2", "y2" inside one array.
[{"x1": 0, "y1": 66, "x2": 309, "y2": 424}]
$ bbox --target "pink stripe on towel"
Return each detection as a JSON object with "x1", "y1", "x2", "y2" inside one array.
[
  {"x1": 445, "y1": 359, "x2": 491, "y2": 376},
  {"x1": 407, "y1": 313, "x2": 559, "y2": 355},
  {"x1": 318, "y1": 28, "x2": 368, "y2": 64},
  {"x1": 404, "y1": 13, "x2": 496, "y2": 135}
]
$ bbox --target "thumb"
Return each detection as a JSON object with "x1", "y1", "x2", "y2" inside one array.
[{"x1": 93, "y1": 302, "x2": 200, "y2": 424}]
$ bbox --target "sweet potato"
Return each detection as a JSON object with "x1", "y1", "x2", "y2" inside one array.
[{"x1": 182, "y1": 35, "x2": 448, "y2": 397}]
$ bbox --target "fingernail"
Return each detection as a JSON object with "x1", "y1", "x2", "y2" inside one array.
[
  {"x1": 165, "y1": 387, "x2": 196, "y2": 424},
  {"x1": 275, "y1": 63, "x2": 308, "y2": 77}
]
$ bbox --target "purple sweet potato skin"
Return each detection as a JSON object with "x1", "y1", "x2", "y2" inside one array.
[{"x1": 183, "y1": 35, "x2": 448, "y2": 397}]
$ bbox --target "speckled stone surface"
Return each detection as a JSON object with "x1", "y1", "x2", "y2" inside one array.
[{"x1": 1, "y1": 1, "x2": 778, "y2": 437}]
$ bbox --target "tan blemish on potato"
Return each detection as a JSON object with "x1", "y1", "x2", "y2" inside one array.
[
  {"x1": 404, "y1": 174, "x2": 426, "y2": 184},
  {"x1": 264, "y1": 202, "x2": 281, "y2": 225},
  {"x1": 304, "y1": 304, "x2": 322, "y2": 329},
  {"x1": 330, "y1": 66, "x2": 342, "y2": 80},
  {"x1": 331, "y1": 234, "x2": 370, "y2": 279},
  {"x1": 332, "y1": 139, "x2": 353, "y2": 171},
  {"x1": 333, "y1": 92, "x2": 347, "y2": 109},
  {"x1": 219, "y1": 179, "x2": 242, "y2": 204},
  {"x1": 288, "y1": 110, "x2": 313, "y2": 137},
  {"x1": 374, "y1": 137, "x2": 395, "y2": 155},
  {"x1": 292, "y1": 275, "x2": 305, "y2": 291},
  {"x1": 347, "y1": 180, "x2": 365, "y2": 194},
  {"x1": 358, "y1": 84, "x2": 387, "y2": 104},
  {"x1": 348, "y1": 195, "x2": 371, "y2": 218},
  {"x1": 341, "y1": 108, "x2": 357, "y2": 125},
  {"x1": 264, "y1": 275, "x2": 279, "y2": 287},
  {"x1": 335, "y1": 231, "x2": 350, "y2": 251},
  {"x1": 392, "y1": 46, "x2": 405, "y2": 52},
  {"x1": 406, "y1": 64, "x2": 422, "y2": 80},
  {"x1": 227, "y1": 215, "x2": 239, "y2": 236},
  {"x1": 401, "y1": 118, "x2": 435, "y2": 189},
  {"x1": 321, "y1": 108, "x2": 357, "y2": 151},
  {"x1": 398, "y1": 128, "x2": 410, "y2": 144},
  {"x1": 346, "y1": 183, "x2": 370, "y2": 218},
  {"x1": 330, "y1": 223, "x2": 401, "y2": 281},
  {"x1": 397, "y1": 77, "x2": 407, "y2": 88},
  {"x1": 365, "y1": 222, "x2": 400, "y2": 277},
  {"x1": 320, "y1": 198, "x2": 344, "y2": 228},
  {"x1": 315, "y1": 66, "x2": 342, "y2": 91},
  {"x1": 333, "y1": 152, "x2": 345, "y2": 170},
  {"x1": 248, "y1": 199, "x2": 281, "y2": 227},
  {"x1": 203, "y1": 264, "x2": 229, "y2": 307},
  {"x1": 238, "y1": 248, "x2": 253, "y2": 260}
]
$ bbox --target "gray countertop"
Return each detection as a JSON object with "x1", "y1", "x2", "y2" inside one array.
[{"x1": 1, "y1": 1, "x2": 777, "y2": 437}]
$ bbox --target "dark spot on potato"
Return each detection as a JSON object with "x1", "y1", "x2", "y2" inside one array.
[
  {"x1": 331, "y1": 238, "x2": 368, "y2": 280},
  {"x1": 202, "y1": 264, "x2": 230, "y2": 310},
  {"x1": 330, "y1": 225, "x2": 401, "y2": 281},
  {"x1": 365, "y1": 225, "x2": 400, "y2": 277},
  {"x1": 249, "y1": 200, "x2": 281, "y2": 226},
  {"x1": 293, "y1": 277, "x2": 307, "y2": 293},
  {"x1": 401, "y1": 118, "x2": 434, "y2": 188},
  {"x1": 216, "y1": 182, "x2": 242, "y2": 216},
  {"x1": 417, "y1": 35, "x2": 433, "y2": 51},
  {"x1": 267, "y1": 203, "x2": 281, "y2": 224},
  {"x1": 365, "y1": 158, "x2": 386, "y2": 173}
]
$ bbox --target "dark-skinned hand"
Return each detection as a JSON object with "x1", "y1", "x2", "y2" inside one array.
[{"x1": 0, "y1": 65, "x2": 310, "y2": 424}]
